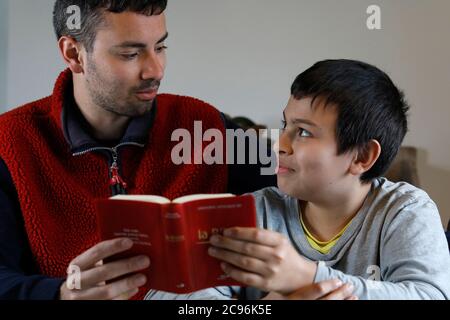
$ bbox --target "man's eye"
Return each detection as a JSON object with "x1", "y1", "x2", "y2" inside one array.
[
  {"x1": 121, "y1": 53, "x2": 139, "y2": 60},
  {"x1": 156, "y1": 46, "x2": 168, "y2": 53},
  {"x1": 298, "y1": 128, "x2": 312, "y2": 138}
]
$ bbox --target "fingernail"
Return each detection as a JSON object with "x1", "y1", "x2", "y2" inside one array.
[
  {"x1": 135, "y1": 275, "x2": 147, "y2": 286},
  {"x1": 122, "y1": 239, "x2": 133, "y2": 248},
  {"x1": 210, "y1": 235, "x2": 219, "y2": 244},
  {"x1": 208, "y1": 247, "x2": 216, "y2": 256},
  {"x1": 138, "y1": 256, "x2": 150, "y2": 268}
]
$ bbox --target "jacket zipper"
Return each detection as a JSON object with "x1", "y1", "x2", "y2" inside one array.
[{"x1": 73, "y1": 142, "x2": 145, "y2": 195}]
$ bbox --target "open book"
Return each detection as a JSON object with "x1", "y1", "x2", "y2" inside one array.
[{"x1": 96, "y1": 193, "x2": 256, "y2": 294}]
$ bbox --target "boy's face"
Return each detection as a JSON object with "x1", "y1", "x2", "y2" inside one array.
[
  {"x1": 82, "y1": 11, "x2": 168, "y2": 117},
  {"x1": 277, "y1": 96, "x2": 356, "y2": 203}
]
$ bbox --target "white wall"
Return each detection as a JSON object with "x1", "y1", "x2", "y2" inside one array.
[
  {"x1": 5, "y1": 0, "x2": 65, "y2": 109},
  {"x1": 2, "y1": 0, "x2": 450, "y2": 226},
  {"x1": 0, "y1": 0, "x2": 8, "y2": 109}
]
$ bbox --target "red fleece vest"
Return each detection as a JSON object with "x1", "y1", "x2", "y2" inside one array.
[{"x1": 0, "y1": 70, "x2": 228, "y2": 299}]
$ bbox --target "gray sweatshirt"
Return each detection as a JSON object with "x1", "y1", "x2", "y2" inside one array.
[{"x1": 146, "y1": 178, "x2": 450, "y2": 300}]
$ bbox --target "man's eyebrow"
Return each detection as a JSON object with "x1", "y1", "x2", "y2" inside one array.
[
  {"x1": 113, "y1": 32, "x2": 169, "y2": 49},
  {"x1": 113, "y1": 42, "x2": 147, "y2": 49},
  {"x1": 157, "y1": 32, "x2": 169, "y2": 44}
]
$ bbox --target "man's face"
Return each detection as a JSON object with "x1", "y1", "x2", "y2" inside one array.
[
  {"x1": 276, "y1": 96, "x2": 356, "y2": 203},
  {"x1": 83, "y1": 12, "x2": 168, "y2": 117}
]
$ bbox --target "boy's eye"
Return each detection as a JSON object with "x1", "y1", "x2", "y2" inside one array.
[{"x1": 298, "y1": 128, "x2": 312, "y2": 138}]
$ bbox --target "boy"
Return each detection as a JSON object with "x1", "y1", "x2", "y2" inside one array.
[{"x1": 208, "y1": 59, "x2": 450, "y2": 300}]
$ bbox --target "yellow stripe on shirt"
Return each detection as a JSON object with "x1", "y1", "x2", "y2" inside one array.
[{"x1": 300, "y1": 214, "x2": 353, "y2": 254}]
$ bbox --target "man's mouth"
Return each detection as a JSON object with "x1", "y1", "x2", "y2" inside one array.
[{"x1": 136, "y1": 88, "x2": 159, "y2": 101}]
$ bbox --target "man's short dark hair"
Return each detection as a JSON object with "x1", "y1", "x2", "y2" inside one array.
[
  {"x1": 291, "y1": 59, "x2": 409, "y2": 183},
  {"x1": 53, "y1": 0, "x2": 168, "y2": 51}
]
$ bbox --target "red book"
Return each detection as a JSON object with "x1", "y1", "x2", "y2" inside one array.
[{"x1": 96, "y1": 194, "x2": 256, "y2": 294}]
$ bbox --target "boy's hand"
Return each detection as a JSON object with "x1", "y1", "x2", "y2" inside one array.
[
  {"x1": 59, "y1": 238, "x2": 150, "y2": 300},
  {"x1": 208, "y1": 227, "x2": 317, "y2": 295},
  {"x1": 262, "y1": 280, "x2": 358, "y2": 300}
]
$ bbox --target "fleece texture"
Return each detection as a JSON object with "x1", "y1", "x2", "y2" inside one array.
[{"x1": 0, "y1": 69, "x2": 228, "y2": 299}]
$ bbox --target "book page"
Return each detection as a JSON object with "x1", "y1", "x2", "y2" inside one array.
[
  {"x1": 110, "y1": 194, "x2": 171, "y2": 204},
  {"x1": 173, "y1": 194, "x2": 234, "y2": 204}
]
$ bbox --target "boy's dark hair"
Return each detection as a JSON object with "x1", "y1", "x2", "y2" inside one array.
[
  {"x1": 53, "y1": 0, "x2": 167, "y2": 52},
  {"x1": 291, "y1": 59, "x2": 409, "y2": 183}
]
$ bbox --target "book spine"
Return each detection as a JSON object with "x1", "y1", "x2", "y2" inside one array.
[{"x1": 161, "y1": 203, "x2": 192, "y2": 292}]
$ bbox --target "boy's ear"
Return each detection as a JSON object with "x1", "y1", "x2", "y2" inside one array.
[
  {"x1": 349, "y1": 140, "x2": 381, "y2": 177},
  {"x1": 58, "y1": 36, "x2": 85, "y2": 74}
]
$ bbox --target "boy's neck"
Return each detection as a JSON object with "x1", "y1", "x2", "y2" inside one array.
[{"x1": 300, "y1": 182, "x2": 372, "y2": 242}]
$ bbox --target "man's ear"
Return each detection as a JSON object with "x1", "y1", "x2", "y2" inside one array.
[
  {"x1": 58, "y1": 36, "x2": 85, "y2": 74},
  {"x1": 349, "y1": 140, "x2": 381, "y2": 177}
]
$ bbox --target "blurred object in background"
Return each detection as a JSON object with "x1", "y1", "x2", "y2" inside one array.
[{"x1": 384, "y1": 146, "x2": 420, "y2": 187}]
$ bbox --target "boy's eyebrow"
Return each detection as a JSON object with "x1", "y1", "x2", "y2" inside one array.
[
  {"x1": 283, "y1": 112, "x2": 319, "y2": 128},
  {"x1": 113, "y1": 32, "x2": 169, "y2": 49},
  {"x1": 291, "y1": 118, "x2": 319, "y2": 128}
]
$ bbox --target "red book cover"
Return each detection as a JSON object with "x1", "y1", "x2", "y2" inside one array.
[{"x1": 96, "y1": 194, "x2": 256, "y2": 294}]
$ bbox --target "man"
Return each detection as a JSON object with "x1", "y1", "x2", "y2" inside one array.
[{"x1": 0, "y1": 0, "x2": 277, "y2": 300}]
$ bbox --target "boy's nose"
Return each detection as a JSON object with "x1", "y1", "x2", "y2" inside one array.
[{"x1": 275, "y1": 130, "x2": 293, "y2": 155}]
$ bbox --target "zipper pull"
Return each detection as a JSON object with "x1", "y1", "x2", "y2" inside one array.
[{"x1": 109, "y1": 151, "x2": 127, "y2": 190}]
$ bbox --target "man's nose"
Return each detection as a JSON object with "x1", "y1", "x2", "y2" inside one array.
[{"x1": 141, "y1": 54, "x2": 164, "y2": 81}]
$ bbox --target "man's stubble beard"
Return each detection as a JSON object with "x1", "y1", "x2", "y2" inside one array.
[{"x1": 85, "y1": 57, "x2": 155, "y2": 118}]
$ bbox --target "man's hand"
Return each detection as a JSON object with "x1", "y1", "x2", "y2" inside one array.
[
  {"x1": 208, "y1": 227, "x2": 317, "y2": 295},
  {"x1": 262, "y1": 279, "x2": 358, "y2": 300},
  {"x1": 60, "y1": 238, "x2": 150, "y2": 300}
]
